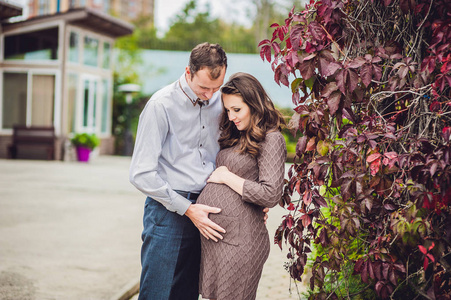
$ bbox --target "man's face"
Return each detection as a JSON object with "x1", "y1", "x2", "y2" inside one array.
[{"x1": 186, "y1": 66, "x2": 226, "y2": 101}]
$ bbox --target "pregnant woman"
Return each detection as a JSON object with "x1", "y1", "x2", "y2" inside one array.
[{"x1": 197, "y1": 72, "x2": 287, "y2": 300}]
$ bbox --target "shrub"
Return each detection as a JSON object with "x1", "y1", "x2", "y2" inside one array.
[
  {"x1": 260, "y1": 0, "x2": 451, "y2": 298},
  {"x1": 71, "y1": 133, "x2": 100, "y2": 150}
]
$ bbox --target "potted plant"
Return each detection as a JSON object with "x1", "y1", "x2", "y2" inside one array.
[{"x1": 70, "y1": 133, "x2": 100, "y2": 162}]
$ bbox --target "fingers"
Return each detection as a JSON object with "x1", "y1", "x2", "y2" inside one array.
[
  {"x1": 198, "y1": 220, "x2": 225, "y2": 242},
  {"x1": 186, "y1": 204, "x2": 226, "y2": 241},
  {"x1": 262, "y1": 207, "x2": 269, "y2": 224},
  {"x1": 197, "y1": 212, "x2": 225, "y2": 242},
  {"x1": 201, "y1": 226, "x2": 223, "y2": 242},
  {"x1": 207, "y1": 206, "x2": 222, "y2": 214},
  {"x1": 199, "y1": 227, "x2": 218, "y2": 242}
]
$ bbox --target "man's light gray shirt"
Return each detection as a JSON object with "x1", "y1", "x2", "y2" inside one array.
[{"x1": 129, "y1": 73, "x2": 222, "y2": 215}]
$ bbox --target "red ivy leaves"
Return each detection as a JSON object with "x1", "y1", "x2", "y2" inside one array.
[
  {"x1": 261, "y1": 0, "x2": 450, "y2": 298},
  {"x1": 419, "y1": 242, "x2": 435, "y2": 271}
]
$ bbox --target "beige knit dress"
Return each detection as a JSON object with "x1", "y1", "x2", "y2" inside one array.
[{"x1": 197, "y1": 131, "x2": 287, "y2": 300}]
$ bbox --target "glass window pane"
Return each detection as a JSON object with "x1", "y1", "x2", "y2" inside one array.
[
  {"x1": 101, "y1": 79, "x2": 109, "y2": 133},
  {"x1": 5, "y1": 27, "x2": 58, "y2": 61},
  {"x1": 82, "y1": 78, "x2": 98, "y2": 131},
  {"x1": 38, "y1": 0, "x2": 50, "y2": 15},
  {"x1": 83, "y1": 36, "x2": 99, "y2": 67},
  {"x1": 103, "y1": 0, "x2": 109, "y2": 13},
  {"x1": 92, "y1": 81, "x2": 97, "y2": 128},
  {"x1": 102, "y1": 42, "x2": 111, "y2": 69},
  {"x1": 67, "y1": 74, "x2": 78, "y2": 133},
  {"x1": 31, "y1": 75, "x2": 55, "y2": 126},
  {"x1": 69, "y1": 32, "x2": 79, "y2": 63},
  {"x1": 83, "y1": 80, "x2": 89, "y2": 127},
  {"x1": 2, "y1": 73, "x2": 27, "y2": 129}
]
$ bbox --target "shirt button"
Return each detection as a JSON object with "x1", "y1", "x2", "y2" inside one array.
[
  {"x1": 203, "y1": 162, "x2": 205, "y2": 165},
  {"x1": 200, "y1": 144, "x2": 203, "y2": 147},
  {"x1": 202, "y1": 126, "x2": 205, "y2": 129}
]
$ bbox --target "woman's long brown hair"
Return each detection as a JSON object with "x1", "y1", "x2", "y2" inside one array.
[{"x1": 218, "y1": 72, "x2": 286, "y2": 158}]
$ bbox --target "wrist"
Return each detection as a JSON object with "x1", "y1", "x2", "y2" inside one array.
[
  {"x1": 224, "y1": 170, "x2": 234, "y2": 184},
  {"x1": 184, "y1": 204, "x2": 194, "y2": 217}
]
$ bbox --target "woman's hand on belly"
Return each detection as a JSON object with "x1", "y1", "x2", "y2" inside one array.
[{"x1": 207, "y1": 166, "x2": 245, "y2": 196}]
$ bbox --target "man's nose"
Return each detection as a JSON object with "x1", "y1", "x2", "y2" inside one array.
[{"x1": 205, "y1": 90, "x2": 214, "y2": 99}]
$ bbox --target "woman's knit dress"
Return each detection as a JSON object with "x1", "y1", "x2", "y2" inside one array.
[{"x1": 197, "y1": 131, "x2": 287, "y2": 300}]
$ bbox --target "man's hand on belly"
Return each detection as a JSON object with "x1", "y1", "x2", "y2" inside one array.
[{"x1": 185, "y1": 204, "x2": 226, "y2": 242}]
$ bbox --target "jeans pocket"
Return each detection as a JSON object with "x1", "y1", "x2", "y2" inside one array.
[
  {"x1": 209, "y1": 214, "x2": 240, "y2": 246},
  {"x1": 144, "y1": 197, "x2": 169, "y2": 227}
]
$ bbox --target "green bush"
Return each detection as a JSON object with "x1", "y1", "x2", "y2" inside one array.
[{"x1": 71, "y1": 133, "x2": 100, "y2": 150}]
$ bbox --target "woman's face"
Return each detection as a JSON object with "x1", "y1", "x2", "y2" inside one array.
[{"x1": 222, "y1": 93, "x2": 251, "y2": 131}]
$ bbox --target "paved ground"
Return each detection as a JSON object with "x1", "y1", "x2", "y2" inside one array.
[{"x1": 0, "y1": 156, "x2": 307, "y2": 300}]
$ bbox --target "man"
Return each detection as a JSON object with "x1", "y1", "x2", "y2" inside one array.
[{"x1": 129, "y1": 43, "x2": 227, "y2": 300}]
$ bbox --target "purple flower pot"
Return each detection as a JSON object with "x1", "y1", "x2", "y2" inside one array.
[{"x1": 76, "y1": 146, "x2": 91, "y2": 162}]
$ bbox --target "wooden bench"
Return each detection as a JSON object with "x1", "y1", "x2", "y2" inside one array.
[{"x1": 8, "y1": 125, "x2": 56, "y2": 160}]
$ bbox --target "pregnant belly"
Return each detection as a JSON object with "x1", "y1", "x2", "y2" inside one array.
[{"x1": 197, "y1": 182, "x2": 241, "y2": 210}]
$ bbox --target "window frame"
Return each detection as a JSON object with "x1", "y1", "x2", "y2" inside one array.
[
  {"x1": 66, "y1": 26, "x2": 114, "y2": 71},
  {"x1": 0, "y1": 68, "x2": 61, "y2": 134},
  {"x1": 1, "y1": 21, "x2": 63, "y2": 66}
]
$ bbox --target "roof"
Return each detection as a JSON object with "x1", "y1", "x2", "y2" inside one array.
[
  {"x1": 3, "y1": 7, "x2": 134, "y2": 38},
  {"x1": 0, "y1": 0, "x2": 23, "y2": 20}
]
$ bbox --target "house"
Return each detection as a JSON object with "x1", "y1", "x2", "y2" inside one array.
[
  {"x1": 0, "y1": 3, "x2": 133, "y2": 159},
  {"x1": 28, "y1": 0, "x2": 155, "y2": 27}
]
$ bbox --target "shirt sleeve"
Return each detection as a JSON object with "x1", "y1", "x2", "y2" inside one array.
[
  {"x1": 242, "y1": 131, "x2": 287, "y2": 208},
  {"x1": 129, "y1": 100, "x2": 192, "y2": 215}
]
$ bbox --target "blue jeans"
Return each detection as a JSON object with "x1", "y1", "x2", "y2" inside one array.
[{"x1": 138, "y1": 197, "x2": 200, "y2": 300}]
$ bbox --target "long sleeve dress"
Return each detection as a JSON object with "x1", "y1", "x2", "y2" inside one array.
[{"x1": 197, "y1": 131, "x2": 287, "y2": 300}]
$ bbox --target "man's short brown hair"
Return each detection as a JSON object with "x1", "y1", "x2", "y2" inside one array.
[{"x1": 188, "y1": 43, "x2": 228, "y2": 79}]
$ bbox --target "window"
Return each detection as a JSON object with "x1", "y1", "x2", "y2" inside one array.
[
  {"x1": 69, "y1": 0, "x2": 77, "y2": 8},
  {"x1": 31, "y1": 75, "x2": 55, "y2": 126},
  {"x1": 67, "y1": 74, "x2": 78, "y2": 133},
  {"x1": 69, "y1": 32, "x2": 79, "y2": 63},
  {"x1": 2, "y1": 72, "x2": 55, "y2": 129},
  {"x1": 38, "y1": 0, "x2": 50, "y2": 15},
  {"x1": 101, "y1": 79, "x2": 109, "y2": 133},
  {"x1": 103, "y1": 0, "x2": 110, "y2": 13},
  {"x1": 83, "y1": 36, "x2": 99, "y2": 67},
  {"x1": 82, "y1": 77, "x2": 98, "y2": 131},
  {"x1": 128, "y1": 1, "x2": 137, "y2": 19},
  {"x1": 2, "y1": 73, "x2": 27, "y2": 128},
  {"x1": 102, "y1": 42, "x2": 111, "y2": 69},
  {"x1": 4, "y1": 27, "x2": 58, "y2": 61}
]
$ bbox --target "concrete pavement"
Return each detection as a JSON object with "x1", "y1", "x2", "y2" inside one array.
[{"x1": 0, "y1": 156, "x2": 306, "y2": 300}]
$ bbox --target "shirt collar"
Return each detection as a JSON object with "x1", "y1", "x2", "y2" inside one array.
[{"x1": 178, "y1": 73, "x2": 209, "y2": 107}]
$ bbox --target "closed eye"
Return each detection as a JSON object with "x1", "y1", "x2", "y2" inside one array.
[{"x1": 225, "y1": 108, "x2": 241, "y2": 113}]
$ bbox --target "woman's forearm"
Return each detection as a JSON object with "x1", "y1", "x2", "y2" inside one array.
[{"x1": 222, "y1": 170, "x2": 245, "y2": 196}]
